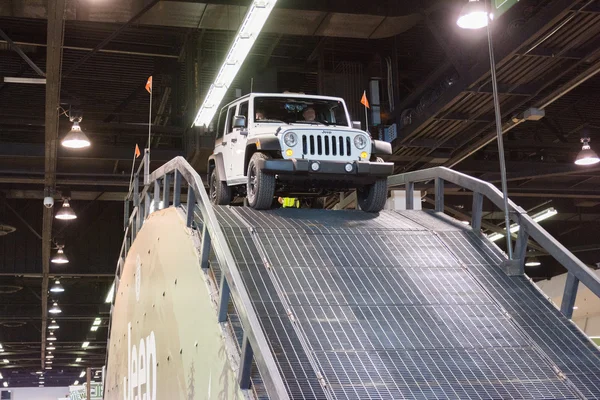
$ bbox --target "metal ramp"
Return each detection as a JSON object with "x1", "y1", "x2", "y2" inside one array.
[
  {"x1": 105, "y1": 156, "x2": 600, "y2": 399},
  {"x1": 206, "y1": 207, "x2": 600, "y2": 399}
]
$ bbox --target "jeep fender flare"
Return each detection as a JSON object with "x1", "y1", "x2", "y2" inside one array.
[
  {"x1": 244, "y1": 137, "x2": 281, "y2": 175},
  {"x1": 207, "y1": 153, "x2": 226, "y2": 182}
]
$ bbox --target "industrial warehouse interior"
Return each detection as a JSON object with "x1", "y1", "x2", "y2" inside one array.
[{"x1": 1, "y1": 0, "x2": 600, "y2": 398}]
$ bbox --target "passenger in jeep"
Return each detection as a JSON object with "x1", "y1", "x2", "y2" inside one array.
[{"x1": 255, "y1": 109, "x2": 266, "y2": 120}]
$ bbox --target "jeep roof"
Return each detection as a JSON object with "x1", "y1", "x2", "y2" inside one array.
[{"x1": 219, "y1": 92, "x2": 348, "y2": 111}]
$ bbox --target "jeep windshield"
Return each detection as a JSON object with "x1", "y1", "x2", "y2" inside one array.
[{"x1": 254, "y1": 97, "x2": 349, "y2": 127}]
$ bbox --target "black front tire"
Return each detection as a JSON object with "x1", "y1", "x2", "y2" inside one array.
[
  {"x1": 246, "y1": 152, "x2": 276, "y2": 210},
  {"x1": 209, "y1": 169, "x2": 231, "y2": 206},
  {"x1": 357, "y1": 179, "x2": 388, "y2": 213}
]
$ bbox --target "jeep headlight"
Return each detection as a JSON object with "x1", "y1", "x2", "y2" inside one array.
[
  {"x1": 284, "y1": 132, "x2": 298, "y2": 147},
  {"x1": 354, "y1": 135, "x2": 368, "y2": 150}
]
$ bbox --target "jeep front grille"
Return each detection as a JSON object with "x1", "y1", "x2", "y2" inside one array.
[{"x1": 301, "y1": 134, "x2": 351, "y2": 157}]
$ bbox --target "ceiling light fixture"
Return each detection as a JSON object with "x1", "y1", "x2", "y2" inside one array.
[
  {"x1": 45, "y1": 361, "x2": 52, "y2": 364},
  {"x1": 51, "y1": 247, "x2": 69, "y2": 264},
  {"x1": 62, "y1": 121, "x2": 91, "y2": 149},
  {"x1": 46, "y1": 346, "x2": 56, "y2": 351},
  {"x1": 81, "y1": 342, "x2": 89, "y2": 349},
  {"x1": 47, "y1": 333, "x2": 57, "y2": 342},
  {"x1": 49, "y1": 302, "x2": 62, "y2": 314},
  {"x1": 46, "y1": 355, "x2": 54, "y2": 359},
  {"x1": 90, "y1": 326, "x2": 99, "y2": 332},
  {"x1": 75, "y1": 357, "x2": 82, "y2": 362},
  {"x1": 0, "y1": 372, "x2": 3, "y2": 379},
  {"x1": 74, "y1": 380, "x2": 79, "y2": 385},
  {"x1": 2, "y1": 359, "x2": 8, "y2": 364},
  {"x1": 525, "y1": 256, "x2": 541, "y2": 267},
  {"x1": 50, "y1": 280, "x2": 65, "y2": 293},
  {"x1": 45, "y1": 366, "x2": 52, "y2": 370},
  {"x1": 575, "y1": 137, "x2": 600, "y2": 166},
  {"x1": 55, "y1": 199, "x2": 77, "y2": 220},
  {"x1": 105, "y1": 283, "x2": 115, "y2": 303},
  {"x1": 3, "y1": 381, "x2": 7, "y2": 387},
  {"x1": 193, "y1": 0, "x2": 278, "y2": 127},
  {"x1": 79, "y1": 371, "x2": 86, "y2": 378},
  {"x1": 488, "y1": 208, "x2": 558, "y2": 242},
  {"x1": 48, "y1": 320, "x2": 59, "y2": 330},
  {"x1": 93, "y1": 318, "x2": 101, "y2": 326},
  {"x1": 457, "y1": 0, "x2": 490, "y2": 30}
]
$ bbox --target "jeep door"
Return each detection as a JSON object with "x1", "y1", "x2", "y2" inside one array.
[
  {"x1": 229, "y1": 100, "x2": 249, "y2": 180},
  {"x1": 220, "y1": 104, "x2": 237, "y2": 182}
]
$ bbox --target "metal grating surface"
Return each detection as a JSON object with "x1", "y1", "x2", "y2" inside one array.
[
  {"x1": 203, "y1": 207, "x2": 328, "y2": 399},
  {"x1": 440, "y1": 230, "x2": 600, "y2": 399},
  {"x1": 226, "y1": 208, "x2": 581, "y2": 399},
  {"x1": 397, "y1": 210, "x2": 472, "y2": 232}
]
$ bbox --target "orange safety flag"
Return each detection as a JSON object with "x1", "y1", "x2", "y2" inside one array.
[
  {"x1": 145, "y1": 76, "x2": 153, "y2": 94},
  {"x1": 360, "y1": 90, "x2": 370, "y2": 109},
  {"x1": 135, "y1": 144, "x2": 141, "y2": 158}
]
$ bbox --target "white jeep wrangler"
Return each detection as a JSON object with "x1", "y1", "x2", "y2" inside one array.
[{"x1": 207, "y1": 93, "x2": 394, "y2": 212}]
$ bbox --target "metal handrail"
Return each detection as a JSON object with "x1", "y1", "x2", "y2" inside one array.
[
  {"x1": 105, "y1": 156, "x2": 290, "y2": 399},
  {"x1": 388, "y1": 166, "x2": 600, "y2": 320}
]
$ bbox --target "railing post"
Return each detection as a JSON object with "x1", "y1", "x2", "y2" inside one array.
[
  {"x1": 186, "y1": 189, "x2": 196, "y2": 228},
  {"x1": 471, "y1": 192, "x2": 484, "y2": 232},
  {"x1": 154, "y1": 179, "x2": 160, "y2": 210},
  {"x1": 218, "y1": 274, "x2": 231, "y2": 323},
  {"x1": 512, "y1": 227, "x2": 529, "y2": 275},
  {"x1": 134, "y1": 173, "x2": 141, "y2": 231},
  {"x1": 405, "y1": 181, "x2": 414, "y2": 210},
  {"x1": 143, "y1": 148, "x2": 150, "y2": 185},
  {"x1": 163, "y1": 172, "x2": 171, "y2": 208},
  {"x1": 200, "y1": 225, "x2": 211, "y2": 269},
  {"x1": 238, "y1": 336, "x2": 254, "y2": 390},
  {"x1": 173, "y1": 170, "x2": 182, "y2": 207},
  {"x1": 144, "y1": 192, "x2": 151, "y2": 220},
  {"x1": 560, "y1": 273, "x2": 580, "y2": 319},
  {"x1": 123, "y1": 199, "x2": 129, "y2": 231},
  {"x1": 435, "y1": 178, "x2": 444, "y2": 212}
]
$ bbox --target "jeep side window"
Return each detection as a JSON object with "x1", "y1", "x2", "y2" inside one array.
[
  {"x1": 216, "y1": 109, "x2": 227, "y2": 140},
  {"x1": 238, "y1": 101, "x2": 249, "y2": 127},
  {"x1": 226, "y1": 105, "x2": 236, "y2": 132}
]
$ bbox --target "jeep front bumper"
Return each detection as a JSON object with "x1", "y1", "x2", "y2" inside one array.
[{"x1": 256, "y1": 159, "x2": 394, "y2": 177}]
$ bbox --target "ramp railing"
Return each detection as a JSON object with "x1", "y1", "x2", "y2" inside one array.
[
  {"x1": 105, "y1": 153, "x2": 290, "y2": 400},
  {"x1": 388, "y1": 167, "x2": 600, "y2": 320}
]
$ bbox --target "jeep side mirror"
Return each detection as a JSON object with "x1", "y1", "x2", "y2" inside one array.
[
  {"x1": 233, "y1": 115, "x2": 246, "y2": 129},
  {"x1": 352, "y1": 121, "x2": 361, "y2": 130}
]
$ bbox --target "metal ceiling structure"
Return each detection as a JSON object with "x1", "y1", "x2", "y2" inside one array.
[{"x1": 0, "y1": 0, "x2": 599, "y2": 389}]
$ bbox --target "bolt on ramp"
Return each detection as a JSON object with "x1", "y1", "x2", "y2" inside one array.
[{"x1": 200, "y1": 207, "x2": 600, "y2": 399}]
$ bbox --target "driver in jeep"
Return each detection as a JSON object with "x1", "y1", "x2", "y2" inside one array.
[{"x1": 303, "y1": 107, "x2": 316, "y2": 122}]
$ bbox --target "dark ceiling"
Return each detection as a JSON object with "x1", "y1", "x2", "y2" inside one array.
[{"x1": 1, "y1": 0, "x2": 600, "y2": 389}]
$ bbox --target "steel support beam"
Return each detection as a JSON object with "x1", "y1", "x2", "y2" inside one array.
[
  {"x1": 164, "y1": 0, "x2": 431, "y2": 16},
  {"x1": 41, "y1": 0, "x2": 66, "y2": 368},
  {"x1": 560, "y1": 273, "x2": 580, "y2": 319},
  {"x1": 0, "y1": 39, "x2": 179, "y2": 59},
  {"x1": 64, "y1": 0, "x2": 161, "y2": 76},
  {"x1": 393, "y1": 0, "x2": 580, "y2": 145},
  {"x1": 446, "y1": 43, "x2": 600, "y2": 168},
  {"x1": 0, "y1": 28, "x2": 46, "y2": 77},
  {"x1": 0, "y1": 142, "x2": 183, "y2": 161}
]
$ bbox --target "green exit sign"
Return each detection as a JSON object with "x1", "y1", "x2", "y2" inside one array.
[{"x1": 494, "y1": 0, "x2": 519, "y2": 18}]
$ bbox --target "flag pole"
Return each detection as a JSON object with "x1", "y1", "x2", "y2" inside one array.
[
  {"x1": 147, "y1": 86, "x2": 152, "y2": 150},
  {"x1": 365, "y1": 105, "x2": 369, "y2": 133},
  {"x1": 128, "y1": 151, "x2": 137, "y2": 192}
]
